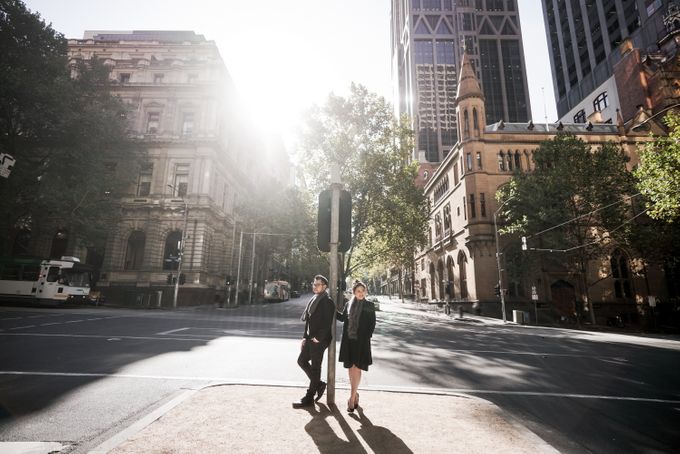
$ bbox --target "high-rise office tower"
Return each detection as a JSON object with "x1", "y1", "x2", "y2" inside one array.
[
  {"x1": 391, "y1": 0, "x2": 531, "y2": 163},
  {"x1": 542, "y1": 0, "x2": 676, "y2": 123}
]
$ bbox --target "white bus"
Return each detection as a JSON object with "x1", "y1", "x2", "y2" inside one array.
[
  {"x1": 263, "y1": 280, "x2": 290, "y2": 302},
  {"x1": 0, "y1": 256, "x2": 92, "y2": 305}
]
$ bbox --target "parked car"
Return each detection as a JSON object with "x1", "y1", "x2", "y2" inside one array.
[
  {"x1": 291, "y1": 290, "x2": 300, "y2": 298},
  {"x1": 368, "y1": 296, "x2": 380, "y2": 311}
]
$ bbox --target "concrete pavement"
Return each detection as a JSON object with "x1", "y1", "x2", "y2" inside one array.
[{"x1": 94, "y1": 384, "x2": 557, "y2": 454}]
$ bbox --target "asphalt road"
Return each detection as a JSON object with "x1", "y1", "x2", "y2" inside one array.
[{"x1": 0, "y1": 295, "x2": 679, "y2": 453}]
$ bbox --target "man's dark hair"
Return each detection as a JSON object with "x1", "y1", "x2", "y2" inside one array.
[{"x1": 314, "y1": 274, "x2": 329, "y2": 286}]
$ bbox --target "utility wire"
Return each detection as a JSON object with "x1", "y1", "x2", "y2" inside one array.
[{"x1": 526, "y1": 192, "x2": 642, "y2": 239}]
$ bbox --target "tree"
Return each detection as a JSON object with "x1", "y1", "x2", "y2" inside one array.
[
  {"x1": 0, "y1": 0, "x2": 142, "y2": 256},
  {"x1": 634, "y1": 112, "x2": 680, "y2": 223},
  {"x1": 298, "y1": 84, "x2": 428, "y2": 286},
  {"x1": 497, "y1": 133, "x2": 637, "y2": 324}
]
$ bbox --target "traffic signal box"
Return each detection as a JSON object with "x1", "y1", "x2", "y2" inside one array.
[{"x1": 317, "y1": 189, "x2": 352, "y2": 253}]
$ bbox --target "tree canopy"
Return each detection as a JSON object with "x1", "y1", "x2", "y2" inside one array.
[
  {"x1": 298, "y1": 83, "x2": 428, "y2": 279},
  {"x1": 497, "y1": 133, "x2": 637, "y2": 323},
  {"x1": 0, "y1": 0, "x2": 143, "y2": 254},
  {"x1": 634, "y1": 112, "x2": 680, "y2": 223}
]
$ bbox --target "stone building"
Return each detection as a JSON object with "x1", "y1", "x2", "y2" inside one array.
[
  {"x1": 415, "y1": 52, "x2": 671, "y2": 323},
  {"x1": 63, "y1": 30, "x2": 289, "y2": 306}
]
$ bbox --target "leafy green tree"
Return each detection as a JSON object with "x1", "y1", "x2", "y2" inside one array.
[
  {"x1": 298, "y1": 84, "x2": 428, "y2": 287},
  {"x1": 497, "y1": 133, "x2": 637, "y2": 324},
  {"x1": 0, "y1": 0, "x2": 142, "y2": 256},
  {"x1": 634, "y1": 112, "x2": 680, "y2": 223}
]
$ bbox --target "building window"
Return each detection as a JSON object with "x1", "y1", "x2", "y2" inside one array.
[
  {"x1": 469, "y1": 193, "x2": 476, "y2": 218},
  {"x1": 593, "y1": 91, "x2": 608, "y2": 112},
  {"x1": 137, "y1": 164, "x2": 153, "y2": 196},
  {"x1": 173, "y1": 164, "x2": 189, "y2": 197},
  {"x1": 480, "y1": 193, "x2": 486, "y2": 217},
  {"x1": 466, "y1": 152, "x2": 473, "y2": 171},
  {"x1": 434, "y1": 213, "x2": 442, "y2": 238},
  {"x1": 124, "y1": 231, "x2": 146, "y2": 270},
  {"x1": 514, "y1": 151, "x2": 521, "y2": 170},
  {"x1": 458, "y1": 252, "x2": 468, "y2": 298},
  {"x1": 611, "y1": 249, "x2": 632, "y2": 298},
  {"x1": 573, "y1": 109, "x2": 586, "y2": 123},
  {"x1": 473, "y1": 108, "x2": 479, "y2": 131},
  {"x1": 498, "y1": 151, "x2": 506, "y2": 171},
  {"x1": 182, "y1": 112, "x2": 194, "y2": 136},
  {"x1": 154, "y1": 73, "x2": 164, "y2": 84},
  {"x1": 146, "y1": 112, "x2": 160, "y2": 134},
  {"x1": 119, "y1": 73, "x2": 130, "y2": 84},
  {"x1": 464, "y1": 109, "x2": 470, "y2": 136},
  {"x1": 463, "y1": 196, "x2": 467, "y2": 220},
  {"x1": 507, "y1": 153, "x2": 513, "y2": 171},
  {"x1": 443, "y1": 204, "x2": 451, "y2": 231},
  {"x1": 476, "y1": 152, "x2": 482, "y2": 169}
]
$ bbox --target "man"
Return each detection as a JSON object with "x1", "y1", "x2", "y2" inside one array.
[{"x1": 293, "y1": 274, "x2": 335, "y2": 408}]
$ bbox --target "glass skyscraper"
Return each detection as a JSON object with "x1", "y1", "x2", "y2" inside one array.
[{"x1": 391, "y1": 0, "x2": 531, "y2": 163}]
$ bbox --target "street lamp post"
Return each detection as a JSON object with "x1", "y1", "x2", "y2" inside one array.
[
  {"x1": 168, "y1": 185, "x2": 189, "y2": 309},
  {"x1": 493, "y1": 197, "x2": 513, "y2": 323}
]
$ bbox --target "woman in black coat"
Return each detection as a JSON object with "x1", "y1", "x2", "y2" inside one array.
[{"x1": 337, "y1": 280, "x2": 376, "y2": 413}]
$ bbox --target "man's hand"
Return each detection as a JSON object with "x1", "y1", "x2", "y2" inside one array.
[{"x1": 311, "y1": 337, "x2": 319, "y2": 343}]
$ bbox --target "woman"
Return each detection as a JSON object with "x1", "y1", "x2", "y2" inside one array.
[{"x1": 337, "y1": 280, "x2": 376, "y2": 413}]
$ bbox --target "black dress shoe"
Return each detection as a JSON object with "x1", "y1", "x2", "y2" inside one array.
[
  {"x1": 315, "y1": 381, "x2": 326, "y2": 402},
  {"x1": 292, "y1": 397, "x2": 314, "y2": 409}
]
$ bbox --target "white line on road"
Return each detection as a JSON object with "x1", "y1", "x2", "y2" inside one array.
[
  {"x1": 0, "y1": 332, "x2": 207, "y2": 342},
  {"x1": 1, "y1": 370, "x2": 678, "y2": 405},
  {"x1": 8, "y1": 325, "x2": 35, "y2": 330},
  {"x1": 156, "y1": 327, "x2": 190, "y2": 335},
  {"x1": 40, "y1": 322, "x2": 61, "y2": 326}
]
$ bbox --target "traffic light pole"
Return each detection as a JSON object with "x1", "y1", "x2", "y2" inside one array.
[{"x1": 327, "y1": 164, "x2": 341, "y2": 406}]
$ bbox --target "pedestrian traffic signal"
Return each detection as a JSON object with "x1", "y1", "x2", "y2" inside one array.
[
  {"x1": 494, "y1": 284, "x2": 501, "y2": 297},
  {"x1": 179, "y1": 273, "x2": 186, "y2": 285},
  {"x1": 317, "y1": 189, "x2": 352, "y2": 252},
  {"x1": 225, "y1": 275, "x2": 231, "y2": 286},
  {"x1": 166, "y1": 273, "x2": 173, "y2": 284}
]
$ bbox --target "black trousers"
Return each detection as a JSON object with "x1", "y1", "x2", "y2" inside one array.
[{"x1": 297, "y1": 340, "x2": 327, "y2": 397}]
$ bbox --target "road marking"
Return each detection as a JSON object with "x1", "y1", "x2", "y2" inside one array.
[
  {"x1": 63, "y1": 319, "x2": 84, "y2": 324},
  {"x1": 156, "y1": 327, "x2": 190, "y2": 335},
  {"x1": 8, "y1": 325, "x2": 35, "y2": 330},
  {"x1": 0, "y1": 370, "x2": 678, "y2": 405},
  {"x1": 40, "y1": 322, "x2": 61, "y2": 326},
  {"x1": 0, "y1": 332, "x2": 207, "y2": 342}
]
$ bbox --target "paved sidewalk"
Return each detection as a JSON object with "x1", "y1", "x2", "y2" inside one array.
[{"x1": 98, "y1": 384, "x2": 556, "y2": 454}]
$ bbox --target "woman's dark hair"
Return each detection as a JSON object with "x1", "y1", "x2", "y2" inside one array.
[
  {"x1": 352, "y1": 280, "x2": 366, "y2": 293},
  {"x1": 314, "y1": 274, "x2": 329, "y2": 286}
]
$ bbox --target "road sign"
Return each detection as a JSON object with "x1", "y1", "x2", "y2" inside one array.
[
  {"x1": 531, "y1": 285, "x2": 538, "y2": 301},
  {"x1": 0, "y1": 153, "x2": 15, "y2": 178}
]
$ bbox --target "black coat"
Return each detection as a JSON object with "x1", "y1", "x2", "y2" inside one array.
[
  {"x1": 302, "y1": 292, "x2": 335, "y2": 345},
  {"x1": 337, "y1": 299, "x2": 376, "y2": 371}
]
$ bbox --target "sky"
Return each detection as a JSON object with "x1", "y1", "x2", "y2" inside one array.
[{"x1": 23, "y1": 0, "x2": 558, "y2": 146}]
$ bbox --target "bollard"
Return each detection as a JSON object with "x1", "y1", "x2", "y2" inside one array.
[{"x1": 458, "y1": 306, "x2": 464, "y2": 318}]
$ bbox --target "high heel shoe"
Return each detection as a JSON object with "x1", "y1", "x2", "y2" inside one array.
[
  {"x1": 347, "y1": 398, "x2": 354, "y2": 413},
  {"x1": 354, "y1": 393, "x2": 359, "y2": 409}
]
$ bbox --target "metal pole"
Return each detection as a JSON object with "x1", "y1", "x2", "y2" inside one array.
[
  {"x1": 494, "y1": 212, "x2": 507, "y2": 323},
  {"x1": 248, "y1": 233, "x2": 256, "y2": 304},
  {"x1": 227, "y1": 219, "x2": 237, "y2": 306},
  {"x1": 235, "y1": 231, "x2": 243, "y2": 306},
  {"x1": 327, "y1": 164, "x2": 341, "y2": 406},
  {"x1": 173, "y1": 200, "x2": 189, "y2": 309}
]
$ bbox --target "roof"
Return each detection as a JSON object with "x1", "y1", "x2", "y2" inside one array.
[
  {"x1": 485, "y1": 120, "x2": 621, "y2": 134},
  {"x1": 84, "y1": 30, "x2": 207, "y2": 43}
]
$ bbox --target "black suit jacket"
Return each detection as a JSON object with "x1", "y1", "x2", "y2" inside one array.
[{"x1": 303, "y1": 293, "x2": 335, "y2": 345}]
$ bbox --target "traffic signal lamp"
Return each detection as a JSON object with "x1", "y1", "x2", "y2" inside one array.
[
  {"x1": 225, "y1": 275, "x2": 231, "y2": 286},
  {"x1": 317, "y1": 189, "x2": 352, "y2": 252},
  {"x1": 178, "y1": 273, "x2": 186, "y2": 285},
  {"x1": 166, "y1": 273, "x2": 173, "y2": 284},
  {"x1": 494, "y1": 284, "x2": 501, "y2": 297}
]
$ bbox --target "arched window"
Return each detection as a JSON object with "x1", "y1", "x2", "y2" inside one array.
[
  {"x1": 611, "y1": 249, "x2": 632, "y2": 298},
  {"x1": 507, "y1": 153, "x2": 513, "y2": 171},
  {"x1": 50, "y1": 230, "x2": 68, "y2": 259},
  {"x1": 464, "y1": 109, "x2": 470, "y2": 136},
  {"x1": 12, "y1": 229, "x2": 31, "y2": 256},
  {"x1": 124, "y1": 231, "x2": 146, "y2": 270},
  {"x1": 458, "y1": 251, "x2": 468, "y2": 299},
  {"x1": 498, "y1": 151, "x2": 506, "y2": 171},
  {"x1": 514, "y1": 151, "x2": 521, "y2": 170},
  {"x1": 446, "y1": 256, "x2": 455, "y2": 299},
  {"x1": 473, "y1": 107, "x2": 479, "y2": 131},
  {"x1": 163, "y1": 231, "x2": 183, "y2": 270}
]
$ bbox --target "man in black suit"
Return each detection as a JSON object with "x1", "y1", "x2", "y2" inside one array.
[{"x1": 293, "y1": 274, "x2": 335, "y2": 408}]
